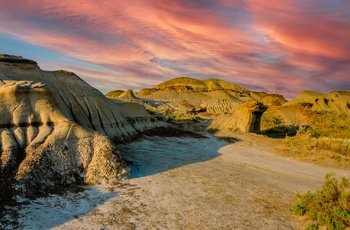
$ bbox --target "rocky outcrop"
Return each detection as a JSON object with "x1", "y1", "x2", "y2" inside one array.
[
  {"x1": 249, "y1": 92, "x2": 287, "y2": 106},
  {"x1": 0, "y1": 55, "x2": 163, "y2": 139},
  {"x1": 208, "y1": 101, "x2": 267, "y2": 133},
  {"x1": 136, "y1": 77, "x2": 253, "y2": 114},
  {"x1": 0, "y1": 54, "x2": 163, "y2": 200},
  {"x1": 284, "y1": 91, "x2": 350, "y2": 115},
  {"x1": 262, "y1": 90, "x2": 350, "y2": 127},
  {"x1": 117, "y1": 89, "x2": 139, "y2": 102},
  {"x1": 108, "y1": 77, "x2": 281, "y2": 134},
  {"x1": 105, "y1": 89, "x2": 125, "y2": 98}
]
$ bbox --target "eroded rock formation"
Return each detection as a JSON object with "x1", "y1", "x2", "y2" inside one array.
[
  {"x1": 108, "y1": 77, "x2": 284, "y2": 134},
  {"x1": 208, "y1": 101, "x2": 267, "y2": 133},
  {"x1": 263, "y1": 91, "x2": 350, "y2": 126},
  {"x1": 0, "y1": 54, "x2": 163, "y2": 200}
]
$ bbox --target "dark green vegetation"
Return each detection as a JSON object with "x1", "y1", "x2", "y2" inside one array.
[
  {"x1": 148, "y1": 108, "x2": 202, "y2": 123},
  {"x1": 260, "y1": 116, "x2": 298, "y2": 138},
  {"x1": 292, "y1": 173, "x2": 350, "y2": 230}
]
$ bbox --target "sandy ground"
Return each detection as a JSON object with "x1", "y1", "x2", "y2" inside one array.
[{"x1": 1, "y1": 133, "x2": 349, "y2": 229}]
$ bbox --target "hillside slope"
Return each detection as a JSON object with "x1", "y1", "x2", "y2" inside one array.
[
  {"x1": 108, "y1": 77, "x2": 284, "y2": 133},
  {"x1": 263, "y1": 91, "x2": 350, "y2": 128},
  {"x1": 0, "y1": 54, "x2": 163, "y2": 200}
]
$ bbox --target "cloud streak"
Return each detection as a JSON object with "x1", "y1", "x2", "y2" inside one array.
[{"x1": 0, "y1": 0, "x2": 349, "y2": 98}]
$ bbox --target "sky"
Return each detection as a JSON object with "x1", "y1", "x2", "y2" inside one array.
[{"x1": 0, "y1": 0, "x2": 349, "y2": 99}]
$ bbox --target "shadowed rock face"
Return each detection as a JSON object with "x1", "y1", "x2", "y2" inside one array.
[{"x1": 0, "y1": 55, "x2": 164, "y2": 200}]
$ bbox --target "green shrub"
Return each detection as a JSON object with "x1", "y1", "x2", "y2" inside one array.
[
  {"x1": 149, "y1": 108, "x2": 200, "y2": 123},
  {"x1": 262, "y1": 124, "x2": 299, "y2": 137},
  {"x1": 292, "y1": 172, "x2": 350, "y2": 230}
]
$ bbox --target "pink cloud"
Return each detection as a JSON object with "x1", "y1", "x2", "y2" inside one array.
[
  {"x1": 246, "y1": 1, "x2": 350, "y2": 74},
  {"x1": 0, "y1": 0, "x2": 349, "y2": 99}
]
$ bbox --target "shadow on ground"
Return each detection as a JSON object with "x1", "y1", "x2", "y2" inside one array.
[
  {"x1": 0, "y1": 185, "x2": 117, "y2": 229},
  {"x1": 119, "y1": 134, "x2": 240, "y2": 178},
  {"x1": 1, "y1": 126, "x2": 241, "y2": 229}
]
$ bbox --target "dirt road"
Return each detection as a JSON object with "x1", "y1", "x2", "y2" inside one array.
[{"x1": 3, "y1": 133, "x2": 350, "y2": 229}]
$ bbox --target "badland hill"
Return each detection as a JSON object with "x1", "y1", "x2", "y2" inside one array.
[
  {"x1": 107, "y1": 76, "x2": 350, "y2": 134},
  {"x1": 107, "y1": 77, "x2": 287, "y2": 133},
  {"x1": 0, "y1": 54, "x2": 164, "y2": 201}
]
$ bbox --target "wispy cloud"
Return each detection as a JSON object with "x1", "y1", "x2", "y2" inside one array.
[{"x1": 0, "y1": 0, "x2": 349, "y2": 98}]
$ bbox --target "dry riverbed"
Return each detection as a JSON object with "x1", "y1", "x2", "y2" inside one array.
[{"x1": 1, "y1": 133, "x2": 349, "y2": 229}]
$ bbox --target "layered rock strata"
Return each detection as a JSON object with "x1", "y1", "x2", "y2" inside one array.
[
  {"x1": 107, "y1": 77, "x2": 284, "y2": 134},
  {"x1": 0, "y1": 54, "x2": 163, "y2": 200}
]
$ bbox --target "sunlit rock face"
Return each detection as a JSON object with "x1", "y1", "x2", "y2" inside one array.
[
  {"x1": 284, "y1": 91, "x2": 350, "y2": 115},
  {"x1": 0, "y1": 54, "x2": 163, "y2": 200},
  {"x1": 208, "y1": 101, "x2": 267, "y2": 133},
  {"x1": 108, "y1": 77, "x2": 284, "y2": 134},
  {"x1": 263, "y1": 91, "x2": 350, "y2": 126}
]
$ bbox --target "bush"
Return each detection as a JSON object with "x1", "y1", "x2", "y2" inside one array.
[
  {"x1": 292, "y1": 172, "x2": 350, "y2": 230},
  {"x1": 262, "y1": 124, "x2": 299, "y2": 137},
  {"x1": 149, "y1": 108, "x2": 200, "y2": 123}
]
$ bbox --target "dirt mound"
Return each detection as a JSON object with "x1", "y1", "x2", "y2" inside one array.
[{"x1": 209, "y1": 101, "x2": 267, "y2": 133}]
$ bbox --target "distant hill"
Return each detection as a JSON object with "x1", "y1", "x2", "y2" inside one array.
[
  {"x1": 285, "y1": 91, "x2": 350, "y2": 115},
  {"x1": 107, "y1": 77, "x2": 286, "y2": 133},
  {"x1": 107, "y1": 77, "x2": 349, "y2": 134},
  {"x1": 109, "y1": 77, "x2": 286, "y2": 112},
  {"x1": 153, "y1": 77, "x2": 248, "y2": 92},
  {"x1": 263, "y1": 91, "x2": 350, "y2": 129}
]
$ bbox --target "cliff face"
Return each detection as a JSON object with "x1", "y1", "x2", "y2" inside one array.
[{"x1": 0, "y1": 55, "x2": 163, "y2": 200}]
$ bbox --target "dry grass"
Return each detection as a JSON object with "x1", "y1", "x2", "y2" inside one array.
[{"x1": 277, "y1": 111, "x2": 350, "y2": 169}]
